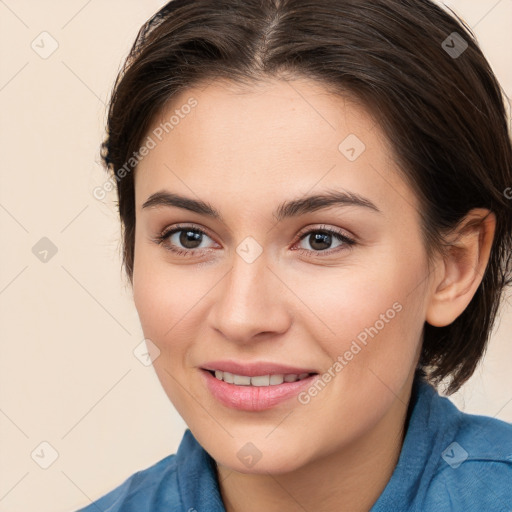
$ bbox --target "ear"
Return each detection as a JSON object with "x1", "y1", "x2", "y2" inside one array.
[{"x1": 425, "y1": 208, "x2": 496, "y2": 327}]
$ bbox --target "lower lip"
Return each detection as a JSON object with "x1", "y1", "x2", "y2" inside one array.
[{"x1": 201, "y1": 369, "x2": 319, "y2": 411}]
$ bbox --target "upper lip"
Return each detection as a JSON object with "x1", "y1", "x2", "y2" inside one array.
[{"x1": 201, "y1": 360, "x2": 318, "y2": 377}]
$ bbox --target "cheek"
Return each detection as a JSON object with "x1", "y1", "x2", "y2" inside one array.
[
  {"x1": 132, "y1": 245, "x2": 215, "y2": 352},
  {"x1": 132, "y1": 255, "x2": 196, "y2": 403},
  {"x1": 303, "y1": 242, "x2": 427, "y2": 377},
  {"x1": 133, "y1": 243, "x2": 183, "y2": 343}
]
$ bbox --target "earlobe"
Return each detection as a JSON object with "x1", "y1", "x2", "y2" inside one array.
[{"x1": 425, "y1": 209, "x2": 496, "y2": 328}]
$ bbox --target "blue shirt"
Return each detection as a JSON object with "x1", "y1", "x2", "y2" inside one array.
[{"x1": 75, "y1": 375, "x2": 512, "y2": 511}]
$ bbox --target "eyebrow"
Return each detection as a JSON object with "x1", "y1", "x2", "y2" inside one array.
[{"x1": 141, "y1": 189, "x2": 382, "y2": 222}]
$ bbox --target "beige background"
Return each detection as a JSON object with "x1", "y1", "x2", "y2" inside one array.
[{"x1": 0, "y1": 1, "x2": 511, "y2": 511}]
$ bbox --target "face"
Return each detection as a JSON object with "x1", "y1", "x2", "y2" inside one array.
[{"x1": 132, "y1": 78, "x2": 433, "y2": 474}]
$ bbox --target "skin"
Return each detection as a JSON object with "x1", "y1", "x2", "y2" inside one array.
[{"x1": 131, "y1": 77, "x2": 495, "y2": 512}]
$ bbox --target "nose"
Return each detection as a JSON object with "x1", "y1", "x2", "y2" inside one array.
[{"x1": 207, "y1": 251, "x2": 291, "y2": 344}]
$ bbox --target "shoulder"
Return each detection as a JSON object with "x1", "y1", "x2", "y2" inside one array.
[
  {"x1": 424, "y1": 398, "x2": 512, "y2": 511},
  {"x1": 74, "y1": 453, "x2": 181, "y2": 512},
  {"x1": 72, "y1": 428, "x2": 224, "y2": 512}
]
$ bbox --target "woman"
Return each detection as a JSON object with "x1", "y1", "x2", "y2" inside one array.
[{"x1": 78, "y1": 0, "x2": 512, "y2": 510}]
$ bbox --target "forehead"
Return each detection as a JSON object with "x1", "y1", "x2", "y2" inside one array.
[{"x1": 134, "y1": 78, "x2": 419, "y2": 221}]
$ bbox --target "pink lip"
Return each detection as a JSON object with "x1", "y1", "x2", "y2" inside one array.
[
  {"x1": 200, "y1": 360, "x2": 318, "y2": 377},
  {"x1": 200, "y1": 369, "x2": 319, "y2": 411}
]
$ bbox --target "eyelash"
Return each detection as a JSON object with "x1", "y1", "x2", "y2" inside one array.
[{"x1": 152, "y1": 223, "x2": 356, "y2": 258}]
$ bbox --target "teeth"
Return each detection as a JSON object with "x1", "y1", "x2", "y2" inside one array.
[
  {"x1": 212, "y1": 370, "x2": 312, "y2": 386},
  {"x1": 251, "y1": 375, "x2": 270, "y2": 386},
  {"x1": 233, "y1": 374, "x2": 251, "y2": 385},
  {"x1": 269, "y1": 374, "x2": 284, "y2": 385}
]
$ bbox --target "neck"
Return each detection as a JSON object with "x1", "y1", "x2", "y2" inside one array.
[{"x1": 216, "y1": 376, "x2": 415, "y2": 512}]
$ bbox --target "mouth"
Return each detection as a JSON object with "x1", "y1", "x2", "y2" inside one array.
[
  {"x1": 203, "y1": 369, "x2": 318, "y2": 386},
  {"x1": 200, "y1": 368, "x2": 320, "y2": 411}
]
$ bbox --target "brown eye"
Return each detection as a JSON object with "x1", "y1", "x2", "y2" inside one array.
[
  {"x1": 155, "y1": 224, "x2": 217, "y2": 256},
  {"x1": 294, "y1": 226, "x2": 356, "y2": 257},
  {"x1": 174, "y1": 228, "x2": 204, "y2": 250}
]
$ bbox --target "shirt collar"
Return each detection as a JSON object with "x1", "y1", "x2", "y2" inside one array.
[
  {"x1": 370, "y1": 373, "x2": 448, "y2": 510},
  {"x1": 176, "y1": 426, "x2": 226, "y2": 511}
]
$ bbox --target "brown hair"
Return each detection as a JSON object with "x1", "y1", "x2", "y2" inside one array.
[{"x1": 99, "y1": 0, "x2": 512, "y2": 394}]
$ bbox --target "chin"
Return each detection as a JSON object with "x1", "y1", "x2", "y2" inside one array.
[{"x1": 209, "y1": 438, "x2": 312, "y2": 476}]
